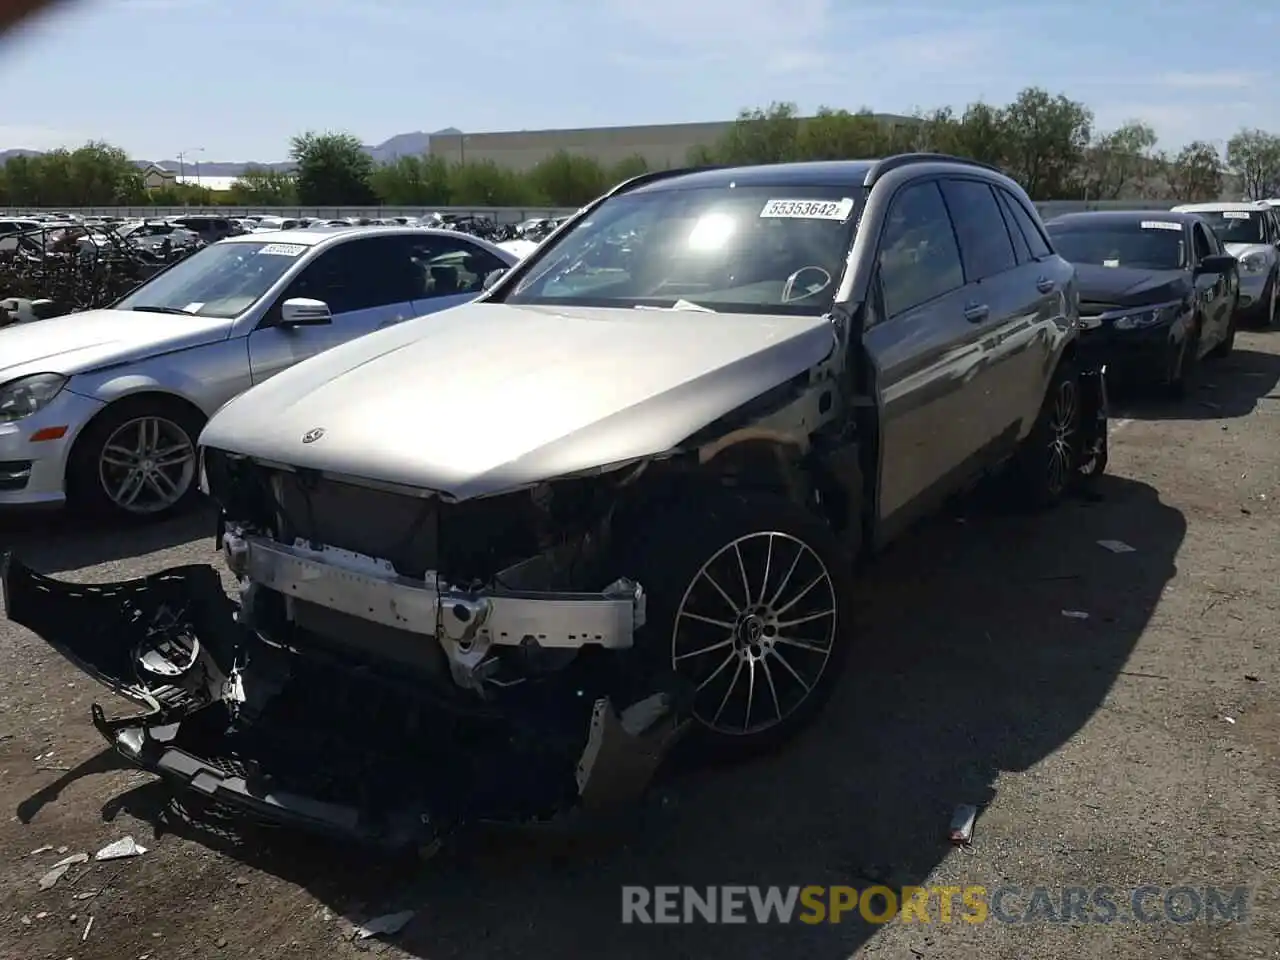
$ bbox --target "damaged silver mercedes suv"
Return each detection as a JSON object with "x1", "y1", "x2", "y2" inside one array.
[{"x1": 3, "y1": 156, "x2": 1108, "y2": 849}]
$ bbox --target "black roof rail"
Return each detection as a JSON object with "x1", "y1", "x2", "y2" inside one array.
[
  {"x1": 865, "y1": 153, "x2": 1005, "y2": 187},
  {"x1": 606, "y1": 165, "x2": 727, "y2": 199}
]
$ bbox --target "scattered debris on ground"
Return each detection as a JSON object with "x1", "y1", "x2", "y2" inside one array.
[
  {"x1": 94, "y1": 836, "x2": 147, "y2": 860},
  {"x1": 354, "y1": 910, "x2": 416, "y2": 940}
]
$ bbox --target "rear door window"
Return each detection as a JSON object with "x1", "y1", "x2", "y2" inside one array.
[
  {"x1": 997, "y1": 188, "x2": 1053, "y2": 259},
  {"x1": 939, "y1": 179, "x2": 1018, "y2": 282}
]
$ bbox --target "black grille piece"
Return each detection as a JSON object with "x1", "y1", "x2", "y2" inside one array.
[
  {"x1": 1079, "y1": 301, "x2": 1121, "y2": 318},
  {"x1": 271, "y1": 471, "x2": 439, "y2": 578}
]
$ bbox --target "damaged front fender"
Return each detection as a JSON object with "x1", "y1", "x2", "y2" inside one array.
[{"x1": 0, "y1": 553, "x2": 689, "y2": 850}]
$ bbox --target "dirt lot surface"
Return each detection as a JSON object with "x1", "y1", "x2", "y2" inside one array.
[{"x1": 2, "y1": 335, "x2": 1280, "y2": 960}]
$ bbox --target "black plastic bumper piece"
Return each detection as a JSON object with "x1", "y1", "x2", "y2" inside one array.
[{"x1": 2, "y1": 551, "x2": 688, "y2": 851}]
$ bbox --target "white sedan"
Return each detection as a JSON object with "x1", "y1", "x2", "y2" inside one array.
[{"x1": 0, "y1": 226, "x2": 517, "y2": 520}]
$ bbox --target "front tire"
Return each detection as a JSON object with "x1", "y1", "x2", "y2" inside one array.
[
  {"x1": 66, "y1": 396, "x2": 204, "y2": 522},
  {"x1": 623, "y1": 492, "x2": 855, "y2": 759},
  {"x1": 1210, "y1": 298, "x2": 1238, "y2": 359},
  {"x1": 1259, "y1": 273, "x2": 1278, "y2": 329},
  {"x1": 1167, "y1": 319, "x2": 1201, "y2": 399}
]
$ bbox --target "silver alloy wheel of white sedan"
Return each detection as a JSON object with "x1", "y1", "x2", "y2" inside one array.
[
  {"x1": 97, "y1": 415, "x2": 198, "y2": 515},
  {"x1": 671, "y1": 531, "x2": 838, "y2": 736}
]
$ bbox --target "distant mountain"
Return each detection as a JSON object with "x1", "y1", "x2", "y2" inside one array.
[{"x1": 0, "y1": 128, "x2": 462, "y2": 175}]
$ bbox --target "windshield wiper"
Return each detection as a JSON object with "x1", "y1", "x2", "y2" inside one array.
[
  {"x1": 128, "y1": 305, "x2": 198, "y2": 315},
  {"x1": 634, "y1": 299, "x2": 717, "y2": 313}
]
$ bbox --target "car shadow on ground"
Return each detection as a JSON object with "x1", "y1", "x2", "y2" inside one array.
[
  {"x1": 0, "y1": 500, "x2": 213, "y2": 574},
  {"x1": 19, "y1": 475, "x2": 1184, "y2": 959},
  {"x1": 1112, "y1": 347, "x2": 1280, "y2": 421}
]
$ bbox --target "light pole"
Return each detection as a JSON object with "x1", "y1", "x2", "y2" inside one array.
[{"x1": 176, "y1": 147, "x2": 206, "y2": 204}]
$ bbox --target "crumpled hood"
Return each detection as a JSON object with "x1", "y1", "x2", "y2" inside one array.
[
  {"x1": 1073, "y1": 264, "x2": 1190, "y2": 309},
  {"x1": 201, "y1": 302, "x2": 836, "y2": 500},
  {"x1": 1224, "y1": 242, "x2": 1275, "y2": 261},
  {"x1": 0, "y1": 308, "x2": 233, "y2": 383}
]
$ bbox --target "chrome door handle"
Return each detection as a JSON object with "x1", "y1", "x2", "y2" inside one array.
[
  {"x1": 1036, "y1": 277, "x2": 1055, "y2": 293},
  {"x1": 964, "y1": 303, "x2": 990, "y2": 323}
]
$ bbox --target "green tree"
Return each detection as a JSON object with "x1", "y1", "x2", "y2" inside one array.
[
  {"x1": 705, "y1": 102, "x2": 803, "y2": 164},
  {"x1": 447, "y1": 159, "x2": 535, "y2": 206},
  {"x1": 608, "y1": 154, "x2": 650, "y2": 183},
  {"x1": 525, "y1": 150, "x2": 607, "y2": 205},
  {"x1": 370, "y1": 154, "x2": 452, "y2": 205},
  {"x1": 999, "y1": 87, "x2": 1093, "y2": 200},
  {"x1": 794, "y1": 108, "x2": 884, "y2": 160},
  {"x1": 229, "y1": 165, "x2": 297, "y2": 206},
  {"x1": 289, "y1": 131, "x2": 376, "y2": 205},
  {"x1": 1167, "y1": 141, "x2": 1224, "y2": 202},
  {"x1": 0, "y1": 141, "x2": 143, "y2": 206},
  {"x1": 1080, "y1": 121, "x2": 1159, "y2": 200},
  {"x1": 946, "y1": 103, "x2": 1010, "y2": 166},
  {"x1": 1225, "y1": 129, "x2": 1280, "y2": 199}
]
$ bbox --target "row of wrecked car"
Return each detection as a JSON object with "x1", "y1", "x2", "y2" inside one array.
[{"x1": 5, "y1": 155, "x2": 1263, "y2": 853}]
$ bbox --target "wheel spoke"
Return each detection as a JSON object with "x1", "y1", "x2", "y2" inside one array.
[
  {"x1": 142, "y1": 473, "x2": 170, "y2": 500},
  {"x1": 150, "y1": 469, "x2": 180, "y2": 497},
  {"x1": 674, "y1": 637, "x2": 733, "y2": 662},
  {"x1": 773, "y1": 572, "x2": 826, "y2": 617},
  {"x1": 776, "y1": 608, "x2": 835, "y2": 630},
  {"x1": 712, "y1": 658, "x2": 745, "y2": 726},
  {"x1": 766, "y1": 546, "x2": 804, "y2": 609},
  {"x1": 758, "y1": 533, "x2": 774, "y2": 607},
  {"x1": 766, "y1": 646, "x2": 811, "y2": 693},
  {"x1": 678, "y1": 610, "x2": 736, "y2": 630},
  {"x1": 696, "y1": 652, "x2": 737, "y2": 692},
  {"x1": 699, "y1": 570, "x2": 741, "y2": 615},
  {"x1": 117, "y1": 471, "x2": 146, "y2": 506},
  {"x1": 742, "y1": 660, "x2": 757, "y2": 733},
  {"x1": 776, "y1": 634, "x2": 831, "y2": 654},
  {"x1": 760, "y1": 657, "x2": 783, "y2": 722},
  {"x1": 732, "y1": 541, "x2": 751, "y2": 607}
]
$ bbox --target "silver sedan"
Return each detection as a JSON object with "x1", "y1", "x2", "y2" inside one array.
[{"x1": 0, "y1": 226, "x2": 518, "y2": 521}]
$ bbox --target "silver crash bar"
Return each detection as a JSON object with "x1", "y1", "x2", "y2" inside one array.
[{"x1": 225, "y1": 533, "x2": 643, "y2": 650}]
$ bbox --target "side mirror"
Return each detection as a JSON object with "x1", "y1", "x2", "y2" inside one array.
[
  {"x1": 482, "y1": 268, "x2": 507, "y2": 291},
  {"x1": 279, "y1": 297, "x2": 332, "y2": 326},
  {"x1": 1196, "y1": 253, "x2": 1236, "y2": 276}
]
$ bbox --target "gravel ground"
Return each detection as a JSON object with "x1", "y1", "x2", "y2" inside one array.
[{"x1": 2, "y1": 335, "x2": 1279, "y2": 960}]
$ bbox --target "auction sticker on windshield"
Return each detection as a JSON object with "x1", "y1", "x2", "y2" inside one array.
[
  {"x1": 258, "y1": 243, "x2": 307, "y2": 256},
  {"x1": 760, "y1": 198, "x2": 855, "y2": 221},
  {"x1": 1221, "y1": 211, "x2": 1253, "y2": 219},
  {"x1": 1141, "y1": 221, "x2": 1183, "y2": 231}
]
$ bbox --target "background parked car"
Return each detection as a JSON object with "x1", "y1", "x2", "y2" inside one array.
[
  {"x1": 0, "y1": 226, "x2": 518, "y2": 521},
  {"x1": 168, "y1": 215, "x2": 244, "y2": 242},
  {"x1": 1046, "y1": 210, "x2": 1239, "y2": 395},
  {"x1": 1171, "y1": 201, "x2": 1280, "y2": 327}
]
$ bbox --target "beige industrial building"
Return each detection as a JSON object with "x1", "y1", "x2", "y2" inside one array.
[{"x1": 429, "y1": 115, "x2": 914, "y2": 172}]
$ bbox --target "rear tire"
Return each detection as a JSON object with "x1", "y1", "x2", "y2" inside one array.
[
  {"x1": 1010, "y1": 358, "x2": 1081, "y2": 509},
  {"x1": 66, "y1": 396, "x2": 205, "y2": 523},
  {"x1": 621, "y1": 492, "x2": 856, "y2": 760}
]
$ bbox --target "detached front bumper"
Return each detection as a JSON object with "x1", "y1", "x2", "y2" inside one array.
[{"x1": 1, "y1": 553, "x2": 686, "y2": 850}]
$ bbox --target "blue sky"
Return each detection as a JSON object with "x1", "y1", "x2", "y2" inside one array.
[{"x1": 0, "y1": 0, "x2": 1275, "y2": 161}]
